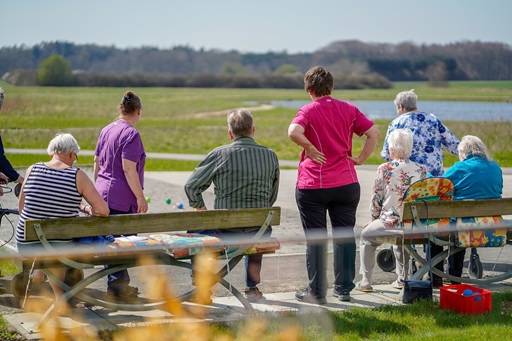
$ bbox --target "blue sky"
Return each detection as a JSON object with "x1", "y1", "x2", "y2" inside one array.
[{"x1": 3, "y1": 0, "x2": 511, "y2": 53}]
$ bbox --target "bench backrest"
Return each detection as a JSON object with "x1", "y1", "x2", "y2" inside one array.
[
  {"x1": 23, "y1": 207, "x2": 281, "y2": 242},
  {"x1": 403, "y1": 198, "x2": 512, "y2": 220}
]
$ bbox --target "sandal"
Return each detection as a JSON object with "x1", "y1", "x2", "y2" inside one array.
[{"x1": 354, "y1": 281, "x2": 373, "y2": 292}]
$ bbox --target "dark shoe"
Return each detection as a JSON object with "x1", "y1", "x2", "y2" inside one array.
[
  {"x1": 432, "y1": 278, "x2": 444, "y2": 288},
  {"x1": 244, "y1": 287, "x2": 265, "y2": 303},
  {"x1": 106, "y1": 285, "x2": 139, "y2": 303},
  {"x1": 295, "y1": 289, "x2": 327, "y2": 305},
  {"x1": 333, "y1": 289, "x2": 350, "y2": 302}
]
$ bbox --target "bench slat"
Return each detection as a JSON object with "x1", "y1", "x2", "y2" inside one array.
[
  {"x1": 23, "y1": 207, "x2": 281, "y2": 242},
  {"x1": 403, "y1": 198, "x2": 512, "y2": 220}
]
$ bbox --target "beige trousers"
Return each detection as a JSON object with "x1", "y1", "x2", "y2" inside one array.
[{"x1": 359, "y1": 219, "x2": 410, "y2": 287}]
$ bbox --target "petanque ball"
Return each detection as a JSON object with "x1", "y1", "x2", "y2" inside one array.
[
  {"x1": 175, "y1": 203, "x2": 184, "y2": 209},
  {"x1": 165, "y1": 198, "x2": 172, "y2": 204},
  {"x1": 462, "y1": 289, "x2": 473, "y2": 296}
]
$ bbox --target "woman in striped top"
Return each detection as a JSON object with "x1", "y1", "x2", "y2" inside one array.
[{"x1": 16, "y1": 133, "x2": 109, "y2": 302}]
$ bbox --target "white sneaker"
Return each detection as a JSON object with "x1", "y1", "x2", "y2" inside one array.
[{"x1": 392, "y1": 280, "x2": 405, "y2": 289}]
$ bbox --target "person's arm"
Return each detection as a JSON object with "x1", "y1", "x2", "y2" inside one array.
[
  {"x1": 438, "y1": 120, "x2": 460, "y2": 156},
  {"x1": 184, "y1": 152, "x2": 217, "y2": 209},
  {"x1": 17, "y1": 166, "x2": 33, "y2": 213},
  {"x1": 349, "y1": 125, "x2": 380, "y2": 166},
  {"x1": 122, "y1": 158, "x2": 148, "y2": 213},
  {"x1": 76, "y1": 170, "x2": 109, "y2": 217},
  {"x1": 0, "y1": 136, "x2": 23, "y2": 183},
  {"x1": 269, "y1": 159, "x2": 280, "y2": 206},
  {"x1": 93, "y1": 155, "x2": 100, "y2": 181},
  {"x1": 380, "y1": 126, "x2": 392, "y2": 162},
  {"x1": 288, "y1": 123, "x2": 326, "y2": 164},
  {"x1": 369, "y1": 166, "x2": 385, "y2": 221}
]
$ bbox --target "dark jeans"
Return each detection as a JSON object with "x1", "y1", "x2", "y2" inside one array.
[
  {"x1": 448, "y1": 248, "x2": 466, "y2": 279},
  {"x1": 426, "y1": 244, "x2": 445, "y2": 281},
  {"x1": 192, "y1": 227, "x2": 272, "y2": 288},
  {"x1": 296, "y1": 183, "x2": 360, "y2": 298},
  {"x1": 106, "y1": 208, "x2": 132, "y2": 294}
]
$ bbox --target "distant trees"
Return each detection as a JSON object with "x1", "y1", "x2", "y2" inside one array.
[
  {"x1": 1, "y1": 40, "x2": 510, "y2": 87},
  {"x1": 37, "y1": 54, "x2": 72, "y2": 86}
]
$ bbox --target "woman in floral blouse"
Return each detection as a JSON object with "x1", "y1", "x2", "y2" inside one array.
[
  {"x1": 357, "y1": 129, "x2": 427, "y2": 292},
  {"x1": 380, "y1": 89, "x2": 459, "y2": 177},
  {"x1": 381, "y1": 89, "x2": 460, "y2": 286}
]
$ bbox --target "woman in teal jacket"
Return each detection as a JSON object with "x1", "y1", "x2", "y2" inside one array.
[{"x1": 443, "y1": 135, "x2": 503, "y2": 279}]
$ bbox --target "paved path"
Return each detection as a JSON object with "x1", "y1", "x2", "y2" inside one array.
[{"x1": 2, "y1": 151, "x2": 512, "y2": 339}]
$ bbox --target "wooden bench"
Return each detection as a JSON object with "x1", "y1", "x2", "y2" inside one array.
[
  {"x1": 387, "y1": 198, "x2": 512, "y2": 284},
  {"x1": 12, "y1": 206, "x2": 281, "y2": 323}
]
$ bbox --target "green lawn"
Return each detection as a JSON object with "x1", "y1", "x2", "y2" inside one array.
[
  {"x1": 2, "y1": 292, "x2": 509, "y2": 340},
  {"x1": 1, "y1": 81, "x2": 511, "y2": 170}
]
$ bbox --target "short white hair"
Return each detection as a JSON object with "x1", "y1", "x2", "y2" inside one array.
[
  {"x1": 458, "y1": 135, "x2": 491, "y2": 161},
  {"x1": 394, "y1": 89, "x2": 417, "y2": 112},
  {"x1": 388, "y1": 129, "x2": 413, "y2": 159},
  {"x1": 47, "y1": 133, "x2": 80, "y2": 156}
]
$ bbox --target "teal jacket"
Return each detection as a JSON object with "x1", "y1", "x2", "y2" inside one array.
[{"x1": 443, "y1": 154, "x2": 502, "y2": 200}]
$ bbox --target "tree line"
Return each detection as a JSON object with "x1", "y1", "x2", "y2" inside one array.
[{"x1": 1, "y1": 40, "x2": 511, "y2": 88}]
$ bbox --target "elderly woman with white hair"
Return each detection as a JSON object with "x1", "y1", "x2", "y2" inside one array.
[
  {"x1": 357, "y1": 129, "x2": 427, "y2": 292},
  {"x1": 16, "y1": 133, "x2": 109, "y2": 302},
  {"x1": 443, "y1": 135, "x2": 503, "y2": 282}
]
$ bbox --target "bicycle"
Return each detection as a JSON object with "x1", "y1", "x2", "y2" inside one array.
[{"x1": 0, "y1": 183, "x2": 20, "y2": 293}]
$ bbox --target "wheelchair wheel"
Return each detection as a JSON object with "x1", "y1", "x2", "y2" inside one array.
[
  {"x1": 64, "y1": 268, "x2": 84, "y2": 287},
  {"x1": 377, "y1": 248, "x2": 396, "y2": 272},
  {"x1": 11, "y1": 272, "x2": 28, "y2": 299},
  {"x1": 469, "y1": 252, "x2": 483, "y2": 279}
]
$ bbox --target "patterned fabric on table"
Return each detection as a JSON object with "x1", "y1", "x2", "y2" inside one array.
[
  {"x1": 109, "y1": 232, "x2": 281, "y2": 259},
  {"x1": 402, "y1": 178, "x2": 455, "y2": 238},
  {"x1": 223, "y1": 237, "x2": 281, "y2": 255},
  {"x1": 454, "y1": 216, "x2": 508, "y2": 248},
  {"x1": 110, "y1": 236, "x2": 162, "y2": 248},
  {"x1": 149, "y1": 233, "x2": 225, "y2": 259}
]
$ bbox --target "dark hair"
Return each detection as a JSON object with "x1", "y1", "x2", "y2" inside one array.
[
  {"x1": 117, "y1": 91, "x2": 142, "y2": 115},
  {"x1": 304, "y1": 66, "x2": 334, "y2": 97}
]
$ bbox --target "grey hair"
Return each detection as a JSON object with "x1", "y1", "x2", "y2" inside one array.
[
  {"x1": 388, "y1": 128, "x2": 413, "y2": 159},
  {"x1": 458, "y1": 135, "x2": 491, "y2": 161},
  {"x1": 227, "y1": 108, "x2": 254, "y2": 138},
  {"x1": 47, "y1": 133, "x2": 80, "y2": 156},
  {"x1": 0, "y1": 87, "x2": 4, "y2": 110},
  {"x1": 394, "y1": 89, "x2": 418, "y2": 112}
]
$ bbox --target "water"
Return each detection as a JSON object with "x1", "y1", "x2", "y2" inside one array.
[{"x1": 268, "y1": 100, "x2": 512, "y2": 122}]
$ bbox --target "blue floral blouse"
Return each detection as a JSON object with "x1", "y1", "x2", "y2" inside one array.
[{"x1": 380, "y1": 112, "x2": 459, "y2": 176}]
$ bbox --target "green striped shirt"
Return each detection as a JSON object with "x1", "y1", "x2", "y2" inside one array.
[{"x1": 184, "y1": 137, "x2": 280, "y2": 209}]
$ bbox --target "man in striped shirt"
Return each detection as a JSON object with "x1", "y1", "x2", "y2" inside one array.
[{"x1": 184, "y1": 108, "x2": 280, "y2": 302}]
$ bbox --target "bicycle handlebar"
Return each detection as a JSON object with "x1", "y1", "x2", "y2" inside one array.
[{"x1": 0, "y1": 208, "x2": 18, "y2": 216}]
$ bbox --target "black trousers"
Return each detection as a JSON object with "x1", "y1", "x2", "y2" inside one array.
[{"x1": 295, "y1": 183, "x2": 360, "y2": 298}]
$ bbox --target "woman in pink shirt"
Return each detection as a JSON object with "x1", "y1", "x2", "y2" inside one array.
[{"x1": 288, "y1": 66, "x2": 380, "y2": 304}]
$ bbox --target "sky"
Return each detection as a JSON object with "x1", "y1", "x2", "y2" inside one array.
[{"x1": 3, "y1": 0, "x2": 512, "y2": 54}]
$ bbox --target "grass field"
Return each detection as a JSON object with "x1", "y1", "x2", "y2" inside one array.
[{"x1": 1, "y1": 81, "x2": 511, "y2": 170}]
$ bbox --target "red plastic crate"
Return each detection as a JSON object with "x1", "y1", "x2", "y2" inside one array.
[{"x1": 440, "y1": 284, "x2": 492, "y2": 315}]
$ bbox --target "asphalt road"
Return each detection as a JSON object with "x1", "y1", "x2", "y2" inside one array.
[{"x1": 1, "y1": 157, "x2": 512, "y2": 309}]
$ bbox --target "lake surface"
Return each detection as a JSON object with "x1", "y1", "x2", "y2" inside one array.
[{"x1": 268, "y1": 100, "x2": 512, "y2": 122}]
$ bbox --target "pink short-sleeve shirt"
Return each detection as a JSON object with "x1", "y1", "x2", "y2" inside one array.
[{"x1": 292, "y1": 96, "x2": 374, "y2": 189}]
